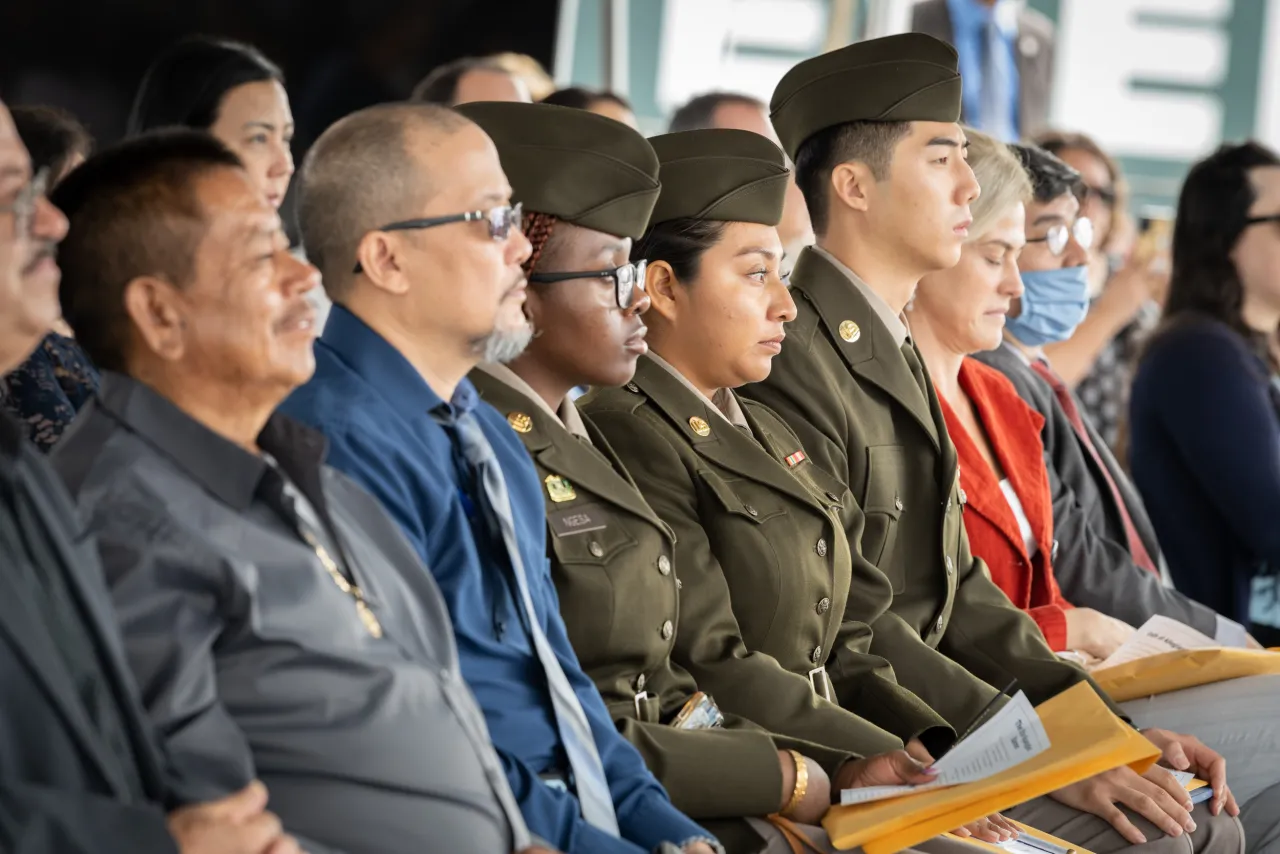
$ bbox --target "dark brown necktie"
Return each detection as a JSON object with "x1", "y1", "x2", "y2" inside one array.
[{"x1": 901, "y1": 340, "x2": 930, "y2": 399}]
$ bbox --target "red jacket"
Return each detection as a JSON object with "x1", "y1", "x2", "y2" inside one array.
[{"x1": 940, "y1": 358, "x2": 1074, "y2": 651}]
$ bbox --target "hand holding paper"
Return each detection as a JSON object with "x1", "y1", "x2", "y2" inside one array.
[
  {"x1": 1140, "y1": 729, "x2": 1238, "y2": 818},
  {"x1": 839, "y1": 692, "x2": 1050, "y2": 806}
]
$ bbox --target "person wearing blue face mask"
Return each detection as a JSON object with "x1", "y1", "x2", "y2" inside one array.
[{"x1": 973, "y1": 144, "x2": 1261, "y2": 649}]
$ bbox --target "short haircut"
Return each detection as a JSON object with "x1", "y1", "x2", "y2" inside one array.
[
  {"x1": 1008, "y1": 142, "x2": 1082, "y2": 204},
  {"x1": 10, "y1": 105, "x2": 94, "y2": 184},
  {"x1": 51, "y1": 130, "x2": 244, "y2": 373},
  {"x1": 297, "y1": 102, "x2": 469, "y2": 299},
  {"x1": 793, "y1": 120, "x2": 909, "y2": 236},
  {"x1": 667, "y1": 92, "x2": 765, "y2": 133},
  {"x1": 128, "y1": 36, "x2": 285, "y2": 135},
  {"x1": 964, "y1": 128, "x2": 1033, "y2": 240},
  {"x1": 541, "y1": 86, "x2": 633, "y2": 114},
  {"x1": 411, "y1": 57, "x2": 512, "y2": 105}
]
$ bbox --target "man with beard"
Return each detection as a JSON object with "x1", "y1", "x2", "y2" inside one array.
[{"x1": 279, "y1": 103, "x2": 716, "y2": 854}]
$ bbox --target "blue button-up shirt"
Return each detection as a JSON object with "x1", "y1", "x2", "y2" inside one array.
[
  {"x1": 947, "y1": 0, "x2": 1020, "y2": 138},
  {"x1": 279, "y1": 305, "x2": 708, "y2": 854}
]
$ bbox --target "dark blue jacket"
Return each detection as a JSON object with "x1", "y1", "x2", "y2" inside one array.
[
  {"x1": 1129, "y1": 316, "x2": 1280, "y2": 625},
  {"x1": 278, "y1": 305, "x2": 708, "y2": 854}
]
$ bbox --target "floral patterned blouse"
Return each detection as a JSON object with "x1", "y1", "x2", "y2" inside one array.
[{"x1": 0, "y1": 332, "x2": 99, "y2": 452}]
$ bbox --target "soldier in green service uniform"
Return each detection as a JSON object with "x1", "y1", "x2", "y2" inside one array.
[
  {"x1": 582, "y1": 126, "x2": 1020, "y2": 845},
  {"x1": 455, "y1": 101, "x2": 973, "y2": 854},
  {"x1": 740, "y1": 32, "x2": 1242, "y2": 851}
]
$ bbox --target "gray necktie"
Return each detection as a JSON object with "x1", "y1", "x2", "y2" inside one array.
[
  {"x1": 980, "y1": 16, "x2": 1015, "y2": 141},
  {"x1": 455, "y1": 411, "x2": 621, "y2": 835}
]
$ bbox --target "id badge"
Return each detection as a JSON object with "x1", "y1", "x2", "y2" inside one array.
[{"x1": 670, "y1": 691, "x2": 725, "y2": 730}]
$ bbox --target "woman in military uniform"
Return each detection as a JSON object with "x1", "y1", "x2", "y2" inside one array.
[
  {"x1": 571, "y1": 126, "x2": 1016, "y2": 844},
  {"x1": 455, "y1": 102, "x2": 973, "y2": 854}
]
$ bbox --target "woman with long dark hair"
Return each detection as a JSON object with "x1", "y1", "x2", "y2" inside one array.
[
  {"x1": 1129, "y1": 141, "x2": 1280, "y2": 644},
  {"x1": 129, "y1": 36, "x2": 294, "y2": 209}
]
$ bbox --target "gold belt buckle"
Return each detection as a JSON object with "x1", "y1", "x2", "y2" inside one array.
[
  {"x1": 634, "y1": 690, "x2": 650, "y2": 719},
  {"x1": 808, "y1": 667, "x2": 832, "y2": 702}
]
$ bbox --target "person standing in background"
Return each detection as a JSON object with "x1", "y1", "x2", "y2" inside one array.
[
  {"x1": 667, "y1": 92, "x2": 814, "y2": 269},
  {"x1": 2, "y1": 104, "x2": 98, "y2": 451},
  {"x1": 1130, "y1": 141, "x2": 1280, "y2": 648},
  {"x1": 540, "y1": 88, "x2": 639, "y2": 129},
  {"x1": 911, "y1": 0, "x2": 1055, "y2": 140}
]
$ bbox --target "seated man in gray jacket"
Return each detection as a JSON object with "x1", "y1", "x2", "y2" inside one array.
[{"x1": 49, "y1": 129, "x2": 546, "y2": 854}]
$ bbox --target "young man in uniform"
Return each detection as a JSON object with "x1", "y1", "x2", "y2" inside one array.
[{"x1": 741, "y1": 33, "x2": 1243, "y2": 852}]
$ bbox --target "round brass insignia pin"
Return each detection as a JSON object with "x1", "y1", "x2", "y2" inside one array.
[
  {"x1": 839, "y1": 320, "x2": 861, "y2": 343},
  {"x1": 507, "y1": 412, "x2": 533, "y2": 433},
  {"x1": 688, "y1": 416, "x2": 711, "y2": 437}
]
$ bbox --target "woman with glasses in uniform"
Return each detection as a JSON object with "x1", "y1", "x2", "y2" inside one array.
[{"x1": 582, "y1": 127, "x2": 1021, "y2": 847}]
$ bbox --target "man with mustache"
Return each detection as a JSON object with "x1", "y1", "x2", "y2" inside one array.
[
  {"x1": 50, "y1": 127, "x2": 548, "y2": 854},
  {"x1": 279, "y1": 103, "x2": 716, "y2": 854},
  {"x1": 0, "y1": 100, "x2": 298, "y2": 854}
]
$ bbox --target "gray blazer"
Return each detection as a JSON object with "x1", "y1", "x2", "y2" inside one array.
[
  {"x1": 911, "y1": 0, "x2": 1056, "y2": 138},
  {"x1": 973, "y1": 344, "x2": 1220, "y2": 636},
  {"x1": 0, "y1": 414, "x2": 177, "y2": 854},
  {"x1": 53, "y1": 373, "x2": 530, "y2": 854}
]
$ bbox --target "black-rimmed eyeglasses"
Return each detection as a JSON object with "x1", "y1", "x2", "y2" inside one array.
[
  {"x1": 0, "y1": 167, "x2": 49, "y2": 239},
  {"x1": 528, "y1": 260, "x2": 648, "y2": 309},
  {"x1": 1027, "y1": 216, "x2": 1094, "y2": 256},
  {"x1": 352, "y1": 202, "x2": 522, "y2": 273}
]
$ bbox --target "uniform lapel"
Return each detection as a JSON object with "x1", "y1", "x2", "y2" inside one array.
[
  {"x1": 789, "y1": 249, "x2": 940, "y2": 451},
  {"x1": 473, "y1": 372, "x2": 663, "y2": 530},
  {"x1": 631, "y1": 356, "x2": 823, "y2": 511}
]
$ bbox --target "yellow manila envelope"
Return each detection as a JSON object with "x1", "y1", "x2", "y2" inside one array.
[
  {"x1": 823, "y1": 683, "x2": 1160, "y2": 854},
  {"x1": 1093, "y1": 648, "x2": 1280, "y2": 702}
]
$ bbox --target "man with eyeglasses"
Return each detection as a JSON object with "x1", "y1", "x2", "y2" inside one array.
[
  {"x1": 973, "y1": 143, "x2": 1261, "y2": 652},
  {"x1": 280, "y1": 103, "x2": 718, "y2": 854},
  {"x1": 0, "y1": 100, "x2": 300, "y2": 854}
]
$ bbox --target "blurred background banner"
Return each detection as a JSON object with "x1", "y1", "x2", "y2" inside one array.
[{"x1": 558, "y1": 0, "x2": 1280, "y2": 211}]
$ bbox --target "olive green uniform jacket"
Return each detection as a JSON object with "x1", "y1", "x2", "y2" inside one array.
[
  {"x1": 470, "y1": 368, "x2": 854, "y2": 852},
  {"x1": 582, "y1": 355, "x2": 964, "y2": 761},
  {"x1": 740, "y1": 247, "x2": 1124, "y2": 724}
]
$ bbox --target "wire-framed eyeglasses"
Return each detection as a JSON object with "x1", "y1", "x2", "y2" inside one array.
[
  {"x1": 1026, "y1": 216, "x2": 1094, "y2": 256},
  {"x1": 0, "y1": 167, "x2": 50, "y2": 239},
  {"x1": 527, "y1": 260, "x2": 648, "y2": 309},
  {"x1": 353, "y1": 202, "x2": 522, "y2": 273}
]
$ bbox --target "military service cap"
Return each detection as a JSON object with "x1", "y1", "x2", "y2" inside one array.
[
  {"x1": 646, "y1": 129, "x2": 789, "y2": 228},
  {"x1": 769, "y1": 33, "x2": 962, "y2": 160},
  {"x1": 456, "y1": 101, "x2": 660, "y2": 239}
]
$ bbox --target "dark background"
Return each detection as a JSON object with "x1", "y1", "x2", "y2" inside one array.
[{"x1": 0, "y1": 0, "x2": 561, "y2": 153}]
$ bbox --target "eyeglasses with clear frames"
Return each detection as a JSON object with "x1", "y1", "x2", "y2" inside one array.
[
  {"x1": 0, "y1": 167, "x2": 50, "y2": 239},
  {"x1": 1027, "y1": 216, "x2": 1094, "y2": 257},
  {"x1": 352, "y1": 202, "x2": 522, "y2": 273},
  {"x1": 527, "y1": 260, "x2": 648, "y2": 309}
]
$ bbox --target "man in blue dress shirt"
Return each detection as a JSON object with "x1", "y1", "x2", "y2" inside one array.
[{"x1": 279, "y1": 103, "x2": 718, "y2": 854}]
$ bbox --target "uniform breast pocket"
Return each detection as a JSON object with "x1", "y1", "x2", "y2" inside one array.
[
  {"x1": 547, "y1": 503, "x2": 638, "y2": 662},
  {"x1": 549, "y1": 502, "x2": 638, "y2": 566},
  {"x1": 697, "y1": 470, "x2": 790, "y2": 526},
  {"x1": 861, "y1": 444, "x2": 907, "y2": 592}
]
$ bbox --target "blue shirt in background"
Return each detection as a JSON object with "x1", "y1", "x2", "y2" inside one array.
[
  {"x1": 947, "y1": 0, "x2": 1020, "y2": 138},
  {"x1": 278, "y1": 304, "x2": 708, "y2": 854}
]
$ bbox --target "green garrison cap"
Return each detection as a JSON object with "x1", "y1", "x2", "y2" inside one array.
[
  {"x1": 455, "y1": 101, "x2": 659, "y2": 239},
  {"x1": 770, "y1": 33, "x2": 962, "y2": 160},
  {"x1": 646, "y1": 129, "x2": 789, "y2": 227}
]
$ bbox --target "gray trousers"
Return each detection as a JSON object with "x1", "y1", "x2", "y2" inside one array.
[
  {"x1": 1121, "y1": 674, "x2": 1280, "y2": 854},
  {"x1": 1005, "y1": 797, "x2": 1243, "y2": 854}
]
